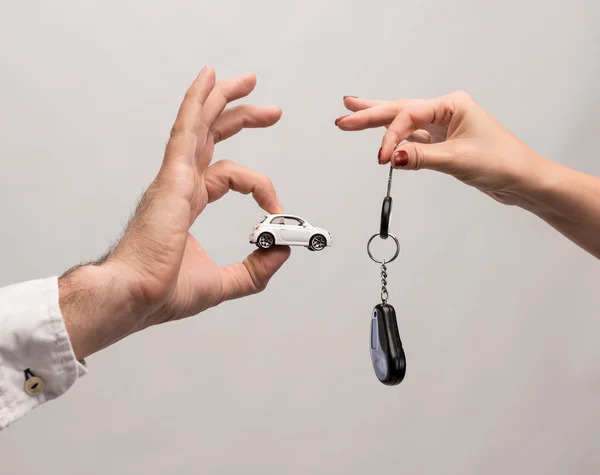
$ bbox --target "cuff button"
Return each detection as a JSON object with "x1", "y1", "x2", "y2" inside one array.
[{"x1": 24, "y1": 376, "x2": 46, "y2": 396}]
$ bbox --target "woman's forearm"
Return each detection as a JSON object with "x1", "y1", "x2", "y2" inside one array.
[{"x1": 520, "y1": 155, "x2": 600, "y2": 258}]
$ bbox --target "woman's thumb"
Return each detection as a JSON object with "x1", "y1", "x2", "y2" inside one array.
[{"x1": 391, "y1": 142, "x2": 457, "y2": 174}]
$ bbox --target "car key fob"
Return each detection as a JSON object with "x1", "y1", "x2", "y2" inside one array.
[{"x1": 370, "y1": 303, "x2": 406, "y2": 385}]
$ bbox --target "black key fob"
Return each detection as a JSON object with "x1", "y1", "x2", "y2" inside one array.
[{"x1": 370, "y1": 303, "x2": 406, "y2": 385}]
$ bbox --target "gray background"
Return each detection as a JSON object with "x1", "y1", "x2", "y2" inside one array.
[{"x1": 1, "y1": 0, "x2": 600, "y2": 473}]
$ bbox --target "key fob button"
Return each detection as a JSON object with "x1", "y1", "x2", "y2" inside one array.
[
  {"x1": 370, "y1": 317, "x2": 378, "y2": 349},
  {"x1": 374, "y1": 354, "x2": 388, "y2": 380}
]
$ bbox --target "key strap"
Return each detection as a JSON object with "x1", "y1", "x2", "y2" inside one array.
[{"x1": 379, "y1": 166, "x2": 394, "y2": 239}]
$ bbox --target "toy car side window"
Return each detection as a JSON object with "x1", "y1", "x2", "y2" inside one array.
[
  {"x1": 270, "y1": 217, "x2": 285, "y2": 225},
  {"x1": 284, "y1": 217, "x2": 302, "y2": 226}
]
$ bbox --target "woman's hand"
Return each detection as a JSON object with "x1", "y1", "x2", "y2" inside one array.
[
  {"x1": 336, "y1": 91, "x2": 600, "y2": 258},
  {"x1": 59, "y1": 67, "x2": 291, "y2": 359},
  {"x1": 336, "y1": 90, "x2": 553, "y2": 206}
]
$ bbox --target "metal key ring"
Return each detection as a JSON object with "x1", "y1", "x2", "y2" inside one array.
[{"x1": 367, "y1": 233, "x2": 400, "y2": 264}]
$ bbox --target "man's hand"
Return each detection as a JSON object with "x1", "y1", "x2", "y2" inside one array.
[{"x1": 58, "y1": 66, "x2": 290, "y2": 360}]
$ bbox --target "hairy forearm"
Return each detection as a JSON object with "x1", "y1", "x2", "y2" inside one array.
[
  {"x1": 519, "y1": 155, "x2": 600, "y2": 259},
  {"x1": 58, "y1": 263, "x2": 141, "y2": 360}
]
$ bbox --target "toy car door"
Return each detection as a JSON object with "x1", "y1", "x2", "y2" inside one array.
[{"x1": 280, "y1": 217, "x2": 309, "y2": 244}]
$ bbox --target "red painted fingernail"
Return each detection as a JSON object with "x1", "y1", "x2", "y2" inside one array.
[
  {"x1": 377, "y1": 147, "x2": 382, "y2": 163},
  {"x1": 335, "y1": 115, "x2": 349, "y2": 126},
  {"x1": 394, "y1": 150, "x2": 409, "y2": 167}
]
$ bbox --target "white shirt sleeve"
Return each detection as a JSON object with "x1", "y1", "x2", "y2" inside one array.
[{"x1": 0, "y1": 276, "x2": 88, "y2": 431}]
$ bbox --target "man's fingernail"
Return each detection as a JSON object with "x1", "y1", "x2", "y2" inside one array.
[
  {"x1": 344, "y1": 96, "x2": 357, "y2": 100},
  {"x1": 393, "y1": 150, "x2": 409, "y2": 167},
  {"x1": 377, "y1": 148, "x2": 382, "y2": 163},
  {"x1": 335, "y1": 115, "x2": 349, "y2": 126}
]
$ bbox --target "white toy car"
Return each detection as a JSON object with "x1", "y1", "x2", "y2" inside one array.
[{"x1": 249, "y1": 214, "x2": 332, "y2": 251}]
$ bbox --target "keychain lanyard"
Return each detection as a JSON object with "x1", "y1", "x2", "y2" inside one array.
[{"x1": 366, "y1": 166, "x2": 406, "y2": 386}]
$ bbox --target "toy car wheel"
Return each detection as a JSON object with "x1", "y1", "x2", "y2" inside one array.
[
  {"x1": 257, "y1": 232, "x2": 275, "y2": 249},
  {"x1": 309, "y1": 234, "x2": 327, "y2": 251}
]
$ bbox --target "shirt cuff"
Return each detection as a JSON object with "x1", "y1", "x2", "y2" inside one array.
[{"x1": 0, "y1": 276, "x2": 88, "y2": 431}]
